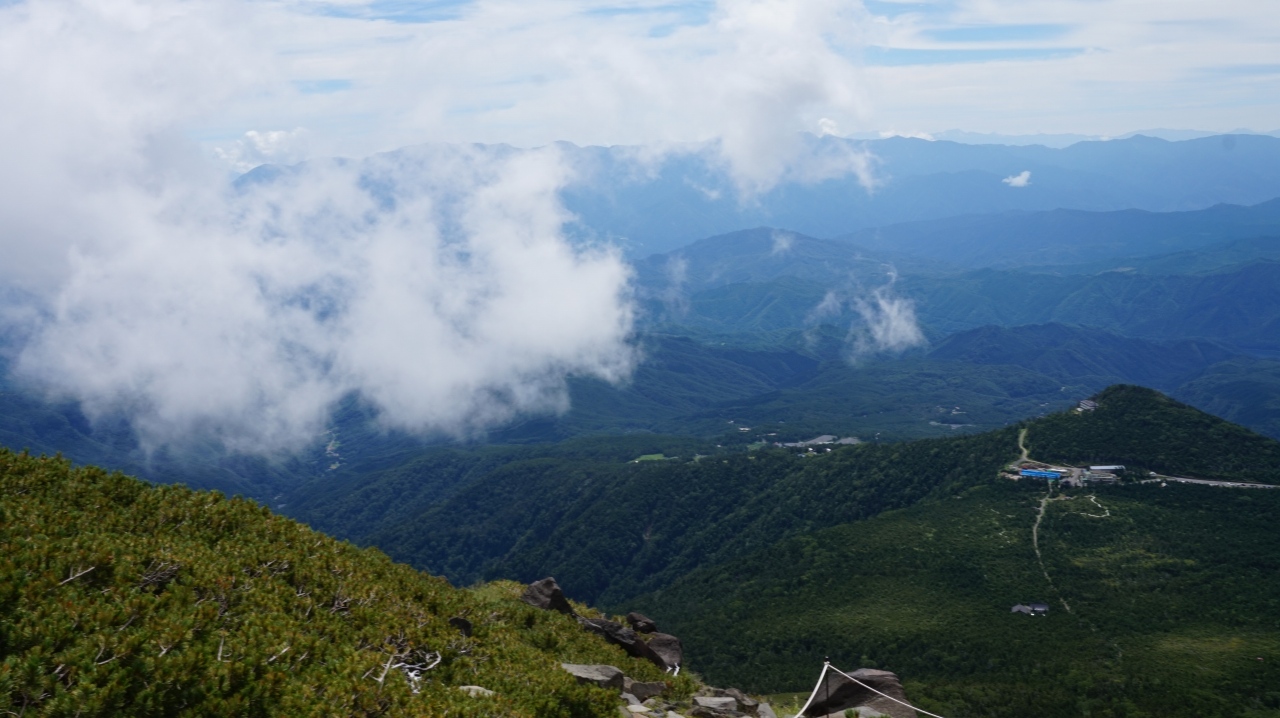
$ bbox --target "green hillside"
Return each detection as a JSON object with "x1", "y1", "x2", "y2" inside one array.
[
  {"x1": 0, "y1": 449, "x2": 693, "y2": 717},
  {"x1": 1028, "y1": 385, "x2": 1280, "y2": 482},
  {"x1": 633, "y1": 480, "x2": 1280, "y2": 718},
  {"x1": 350, "y1": 428, "x2": 1019, "y2": 607},
  {"x1": 279, "y1": 385, "x2": 1280, "y2": 717}
]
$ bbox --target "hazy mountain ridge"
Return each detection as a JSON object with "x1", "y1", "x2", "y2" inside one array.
[{"x1": 238, "y1": 134, "x2": 1280, "y2": 257}]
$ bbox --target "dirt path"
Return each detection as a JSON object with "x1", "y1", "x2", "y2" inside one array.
[
  {"x1": 1017, "y1": 427, "x2": 1030, "y2": 463},
  {"x1": 1031, "y1": 490, "x2": 1073, "y2": 614}
]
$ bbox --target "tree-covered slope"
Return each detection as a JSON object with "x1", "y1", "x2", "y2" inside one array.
[
  {"x1": 355, "y1": 429, "x2": 1021, "y2": 607},
  {"x1": 631, "y1": 481, "x2": 1280, "y2": 718},
  {"x1": 1028, "y1": 384, "x2": 1280, "y2": 482},
  {"x1": 0, "y1": 449, "x2": 691, "y2": 717}
]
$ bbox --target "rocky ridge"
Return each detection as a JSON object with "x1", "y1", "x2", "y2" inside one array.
[{"x1": 521, "y1": 578, "x2": 917, "y2": 718}]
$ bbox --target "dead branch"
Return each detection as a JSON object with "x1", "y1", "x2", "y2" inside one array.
[{"x1": 59, "y1": 566, "x2": 95, "y2": 586}]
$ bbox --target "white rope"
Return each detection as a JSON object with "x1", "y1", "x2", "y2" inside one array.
[
  {"x1": 828, "y1": 664, "x2": 950, "y2": 718},
  {"x1": 794, "y1": 661, "x2": 831, "y2": 718}
]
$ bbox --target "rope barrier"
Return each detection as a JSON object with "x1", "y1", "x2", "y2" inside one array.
[
  {"x1": 794, "y1": 662, "x2": 830, "y2": 717},
  {"x1": 795, "y1": 661, "x2": 951, "y2": 718}
]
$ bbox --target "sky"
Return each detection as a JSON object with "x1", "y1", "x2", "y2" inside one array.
[
  {"x1": 193, "y1": 0, "x2": 1280, "y2": 162},
  {"x1": 0, "y1": 0, "x2": 1276, "y2": 452}
]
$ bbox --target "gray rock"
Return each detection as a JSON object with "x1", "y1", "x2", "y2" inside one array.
[
  {"x1": 457, "y1": 685, "x2": 494, "y2": 697},
  {"x1": 623, "y1": 693, "x2": 643, "y2": 706},
  {"x1": 666, "y1": 712, "x2": 687, "y2": 718},
  {"x1": 756, "y1": 703, "x2": 778, "y2": 718},
  {"x1": 694, "y1": 697, "x2": 739, "y2": 711},
  {"x1": 645, "y1": 633, "x2": 684, "y2": 671},
  {"x1": 522, "y1": 577, "x2": 576, "y2": 615},
  {"x1": 625, "y1": 677, "x2": 667, "y2": 702},
  {"x1": 627, "y1": 706, "x2": 653, "y2": 714},
  {"x1": 722, "y1": 688, "x2": 757, "y2": 710},
  {"x1": 627, "y1": 611, "x2": 659, "y2": 633},
  {"x1": 580, "y1": 617, "x2": 653, "y2": 660},
  {"x1": 801, "y1": 668, "x2": 916, "y2": 718},
  {"x1": 688, "y1": 706, "x2": 741, "y2": 718},
  {"x1": 561, "y1": 663, "x2": 625, "y2": 690}
]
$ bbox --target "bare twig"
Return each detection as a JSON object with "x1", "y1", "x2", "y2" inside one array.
[
  {"x1": 268, "y1": 645, "x2": 291, "y2": 664},
  {"x1": 59, "y1": 566, "x2": 95, "y2": 586}
]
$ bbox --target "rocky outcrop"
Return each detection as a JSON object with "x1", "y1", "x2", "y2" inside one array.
[
  {"x1": 802, "y1": 668, "x2": 916, "y2": 718},
  {"x1": 645, "y1": 633, "x2": 683, "y2": 671},
  {"x1": 521, "y1": 577, "x2": 576, "y2": 614},
  {"x1": 561, "y1": 663, "x2": 626, "y2": 690},
  {"x1": 625, "y1": 677, "x2": 668, "y2": 702},
  {"x1": 580, "y1": 617, "x2": 653, "y2": 659},
  {"x1": 627, "y1": 612, "x2": 659, "y2": 633}
]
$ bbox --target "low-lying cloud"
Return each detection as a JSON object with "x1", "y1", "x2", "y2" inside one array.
[
  {"x1": 0, "y1": 0, "x2": 886, "y2": 453},
  {"x1": 14, "y1": 147, "x2": 636, "y2": 452},
  {"x1": 1003, "y1": 170, "x2": 1032, "y2": 187},
  {"x1": 807, "y1": 269, "x2": 927, "y2": 358}
]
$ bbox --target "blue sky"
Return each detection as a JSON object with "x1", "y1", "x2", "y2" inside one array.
[
  {"x1": 206, "y1": 0, "x2": 1280, "y2": 163},
  {"x1": 5, "y1": 0, "x2": 1280, "y2": 166}
]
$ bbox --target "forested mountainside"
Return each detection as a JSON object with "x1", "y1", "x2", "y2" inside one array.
[
  {"x1": 279, "y1": 385, "x2": 1280, "y2": 717},
  {"x1": 636, "y1": 480, "x2": 1280, "y2": 718},
  {"x1": 5, "y1": 383, "x2": 1280, "y2": 718},
  {"x1": 291, "y1": 386, "x2": 1280, "y2": 604},
  {"x1": 0, "y1": 450, "x2": 694, "y2": 717}
]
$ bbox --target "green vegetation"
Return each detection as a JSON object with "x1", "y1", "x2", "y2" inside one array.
[
  {"x1": 352, "y1": 428, "x2": 1019, "y2": 606},
  {"x1": 634, "y1": 481, "x2": 1280, "y2": 718},
  {"x1": 1029, "y1": 385, "x2": 1280, "y2": 482},
  {"x1": 279, "y1": 385, "x2": 1280, "y2": 717},
  {"x1": 0, "y1": 449, "x2": 693, "y2": 717}
]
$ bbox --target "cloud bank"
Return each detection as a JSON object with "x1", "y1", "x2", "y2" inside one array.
[
  {"x1": 0, "y1": 1, "x2": 638, "y2": 452},
  {"x1": 0, "y1": 0, "x2": 888, "y2": 452}
]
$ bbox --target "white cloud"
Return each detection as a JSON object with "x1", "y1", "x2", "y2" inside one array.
[
  {"x1": 770, "y1": 230, "x2": 795, "y2": 255},
  {"x1": 804, "y1": 268, "x2": 927, "y2": 357},
  {"x1": 14, "y1": 144, "x2": 636, "y2": 452},
  {"x1": 851, "y1": 286, "x2": 926, "y2": 355},
  {"x1": 1003, "y1": 170, "x2": 1031, "y2": 187},
  {"x1": 213, "y1": 129, "x2": 311, "y2": 174},
  {"x1": 0, "y1": 1, "x2": 636, "y2": 452}
]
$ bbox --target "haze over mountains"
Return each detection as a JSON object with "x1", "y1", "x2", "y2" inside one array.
[
  {"x1": 240, "y1": 133, "x2": 1280, "y2": 257},
  {"x1": 5, "y1": 133, "x2": 1280, "y2": 494}
]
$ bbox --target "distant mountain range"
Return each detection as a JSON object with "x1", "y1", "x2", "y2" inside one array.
[{"x1": 236, "y1": 134, "x2": 1280, "y2": 257}]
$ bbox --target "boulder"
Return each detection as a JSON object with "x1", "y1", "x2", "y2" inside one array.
[
  {"x1": 720, "y1": 688, "x2": 757, "y2": 710},
  {"x1": 801, "y1": 668, "x2": 916, "y2": 718},
  {"x1": 457, "y1": 685, "x2": 494, "y2": 698},
  {"x1": 756, "y1": 704, "x2": 778, "y2": 718},
  {"x1": 626, "y1": 706, "x2": 652, "y2": 714},
  {"x1": 522, "y1": 577, "x2": 576, "y2": 615},
  {"x1": 448, "y1": 616, "x2": 473, "y2": 637},
  {"x1": 625, "y1": 677, "x2": 667, "y2": 702},
  {"x1": 622, "y1": 693, "x2": 643, "y2": 706},
  {"x1": 580, "y1": 617, "x2": 653, "y2": 659},
  {"x1": 694, "y1": 697, "x2": 739, "y2": 712},
  {"x1": 645, "y1": 633, "x2": 684, "y2": 671},
  {"x1": 688, "y1": 706, "x2": 740, "y2": 718},
  {"x1": 627, "y1": 612, "x2": 659, "y2": 633},
  {"x1": 561, "y1": 663, "x2": 625, "y2": 690}
]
